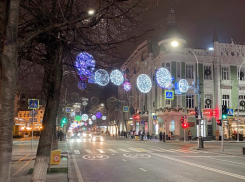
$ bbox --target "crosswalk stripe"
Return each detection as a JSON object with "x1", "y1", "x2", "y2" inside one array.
[
  {"x1": 96, "y1": 149, "x2": 105, "y2": 153},
  {"x1": 74, "y1": 150, "x2": 80, "y2": 155},
  {"x1": 85, "y1": 149, "x2": 93, "y2": 154},
  {"x1": 119, "y1": 149, "x2": 129, "y2": 152},
  {"x1": 108, "y1": 149, "x2": 118, "y2": 153},
  {"x1": 128, "y1": 148, "x2": 140, "y2": 152}
]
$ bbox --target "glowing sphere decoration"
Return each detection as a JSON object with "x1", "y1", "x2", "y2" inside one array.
[
  {"x1": 78, "y1": 81, "x2": 87, "y2": 90},
  {"x1": 89, "y1": 120, "x2": 93, "y2": 125},
  {"x1": 156, "y1": 68, "x2": 172, "y2": 89},
  {"x1": 75, "y1": 115, "x2": 81, "y2": 121},
  {"x1": 110, "y1": 70, "x2": 124, "y2": 86},
  {"x1": 75, "y1": 52, "x2": 95, "y2": 79},
  {"x1": 95, "y1": 69, "x2": 110, "y2": 86},
  {"x1": 96, "y1": 112, "x2": 102, "y2": 118},
  {"x1": 81, "y1": 114, "x2": 88, "y2": 121},
  {"x1": 123, "y1": 81, "x2": 131, "y2": 91},
  {"x1": 81, "y1": 122, "x2": 84, "y2": 126},
  {"x1": 102, "y1": 116, "x2": 106, "y2": 120},
  {"x1": 137, "y1": 74, "x2": 152, "y2": 93},
  {"x1": 179, "y1": 79, "x2": 189, "y2": 93},
  {"x1": 92, "y1": 115, "x2": 96, "y2": 120}
]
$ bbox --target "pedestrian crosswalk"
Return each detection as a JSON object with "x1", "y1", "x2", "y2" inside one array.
[{"x1": 74, "y1": 148, "x2": 205, "y2": 155}]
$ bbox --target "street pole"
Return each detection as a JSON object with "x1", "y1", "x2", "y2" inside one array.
[
  {"x1": 237, "y1": 60, "x2": 245, "y2": 142},
  {"x1": 31, "y1": 109, "x2": 34, "y2": 150},
  {"x1": 184, "y1": 128, "x2": 186, "y2": 142},
  {"x1": 221, "y1": 119, "x2": 224, "y2": 152}
]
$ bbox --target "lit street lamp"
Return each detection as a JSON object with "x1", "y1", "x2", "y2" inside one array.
[{"x1": 171, "y1": 41, "x2": 203, "y2": 149}]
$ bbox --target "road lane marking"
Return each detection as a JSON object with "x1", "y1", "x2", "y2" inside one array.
[
  {"x1": 11, "y1": 155, "x2": 29, "y2": 167},
  {"x1": 72, "y1": 154, "x2": 84, "y2": 182},
  {"x1": 128, "y1": 148, "x2": 141, "y2": 152},
  {"x1": 119, "y1": 149, "x2": 129, "y2": 152},
  {"x1": 139, "y1": 168, "x2": 147, "y2": 172},
  {"x1": 12, "y1": 157, "x2": 34, "y2": 177},
  {"x1": 122, "y1": 159, "x2": 127, "y2": 161},
  {"x1": 108, "y1": 149, "x2": 118, "y2": 153},
  {"x1": 96, "y1": 149, "x2": 105, "y2": 153},
  {"x1": 85, "y1": 149, "x2": 93, "y2": 154},
  {"x1": 74, "y1": 150, "x2": 80, "y2": 155},
  {"x1": 151, "y1": 153, "x2": 245, "y2": 180},
  {"x1": 206, "y1": 157, "x2": 245, "y2": 166}
]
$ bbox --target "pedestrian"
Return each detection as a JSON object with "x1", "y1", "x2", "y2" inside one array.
[
  {"x1": 57, "y1": 130, "x2": 60, "y2": 141},
  {"x1": 149, "y1": 130, "x2": 152, "y2": 140},
  {"x1": 168, "y1": 131, "x2": 171, "y2": 140},
  {"x1": 142, "y1": 130, "x2": 145, "y2": 140},
  {"x1": 138, "y1": 130, "x2": 141, "y2": 138},
  {"x1": 59, "y1": 129, "x2": 63, "y2": 141},
  {"x1": 147, "y1": 131, "x2": 149, "y2": 140},
  {"x1": 188, "y1": 130, "x2": 192, "y2": 141}
]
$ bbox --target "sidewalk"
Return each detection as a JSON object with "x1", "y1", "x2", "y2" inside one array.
[{"x1": 11, "y1": 140, "x2": 69, "y2": 182}]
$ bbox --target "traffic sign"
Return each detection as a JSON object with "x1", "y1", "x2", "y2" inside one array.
[
  {"x1": 140, "y1": 121, "x2": 145, "y2": 125},
  {"x1": 28, "y1": 99, "x2": 39, "y2": 109},
  {"x1": 66, "y1": 107, "x2": 72, "y2": 113},
  {"x1": 152, "y1": 115, "x2": 157, "y2": 120},
  {"x1": 227, "y1": 108, "x2": 234, "y2": 117},
  {"x1": 123, "y1": 106, "x2": 129, "y2": 112},
  {"x1": 165, "y1": 90, "x2": 174, "y2": 100}
]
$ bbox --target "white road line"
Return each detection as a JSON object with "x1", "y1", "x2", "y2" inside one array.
[
  {"x1": 151, "y1": 153, "x2": 245, "y2": 180},
  {"x1": 96, "y1": 149, "x2": 105, "y2": 153},
  {"x1": 12, "y1": 157, "x2": 34, "y2": 177},
  {"x1": 72, "y1": 154, "x2": 84, "y2": 182},
  {"x1": 150, "y1": 149, "x2": 162, "y2": 152},
  {"x1": 128, "y1": 148, "x2": 141, "y2": 152},
  {"x1": 139, "y1": 168, "x2": 147, "y2": 172},
  {"x1": 119, "y1": 149, "x2": 129, "y2": 152},
  {"x1": 108, "y1": 149, "x2": 118, "y2": 153},
  {"x1": 74, "y1": 150, "x2": 80, "y2": 155},
  {"x1": 85, "y1": 149, "x2": 93, "y2": 154},
  {"x1": 122, "y1": 159, "x2": 127, "y2": 161}
]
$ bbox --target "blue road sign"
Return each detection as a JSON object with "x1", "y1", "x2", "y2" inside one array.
[
  {"x1": 66, "y1": 107, "x2": 72, "y2": 113},
  {"x1": 153, "y1": 115, "x2": 157, "y2": 120},
  {"x1": 165, "y1": 90, "x2": 174, "y2": 100},
  {"x1": 28, "y1": 99, "x2": 39, "y2": 109},
  {"x1": 227, "y1": 108, "x2": 234, "y2": 116},
  {"x1": 141, "y1": 121, "x2": 145, "y2": 125},
  {"x1": 123, "y1": 106, "x2": 129, "y2": 112}
]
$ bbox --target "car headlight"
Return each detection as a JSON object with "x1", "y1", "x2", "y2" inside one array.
[
  {"x1": 77, "y1": 133, "x2": 80, "y2": 136},
  {"x1": 100, "y1": 137, "x2": 103, "y2": 141},
  {"x1": 83, "y1": 133, "x2": 86, "y2": 137},
  {"x1": 92, "y1": 137, "x2": 96, "y2": 141}
]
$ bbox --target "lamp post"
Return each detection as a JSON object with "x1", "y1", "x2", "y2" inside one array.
[
  {"x1": 237, "y1": 59, "x2": 245, "y2": 142},
  {"x1": 171, "y1": 41, "x2": 203, "y2": 149}
]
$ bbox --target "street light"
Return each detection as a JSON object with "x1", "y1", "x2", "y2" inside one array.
[
  {"x1": 88, "y1": 9, "x2": 95, "y2": 15},
  {"x1": 171, "y1": 41, "x2": 203, "y2": 149},
  {"x1": 237, "y1": 58, "x2": 245, "y2": 142}
]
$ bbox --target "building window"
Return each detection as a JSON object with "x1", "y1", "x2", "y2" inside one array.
[
  {"x1": 166, "y1": 62, "x2": 171, "y2": 72},
  {"x1": 19, "y1": 114, "x2": 22, "y2": 117},
  {"x1": 186, "y1": 64, "x2": 194, "y2": 79},
  {"x1": 165, "y1": 100, "x2": 171, "y2": 107},
  {"x1": 204, "y1": 65, "x2": 212, "y2": 80},
  {"x1": 177, "y1": 62, "x2": 181, "y2": 78},
  {"x1": 205, "y1": 94, "x2": 212, "y2": 108},
  {"x1": 222, "y1": 95, "x2": 230, "y2": 107},
  {"x1": 238, "y1": 67, "x2": 245, "y2": 81},
  {"x1": 221, "y1": 66, "x2": 229, "y2": 80},
  {"x1": 186, "y1": 94, "x2": 194, "y2": 108}
]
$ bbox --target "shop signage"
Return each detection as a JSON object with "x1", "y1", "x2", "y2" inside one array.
[
  {"x1": 134, "y1": 114, "x2": 140, "y2": 120},
  {"x1": 165, "y1": 90, "x2": 174, "y2": 100}
]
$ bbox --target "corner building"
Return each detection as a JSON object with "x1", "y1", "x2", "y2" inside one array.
[{"x1": 118, "y1": 9, "x2": 245, "y2": 140}]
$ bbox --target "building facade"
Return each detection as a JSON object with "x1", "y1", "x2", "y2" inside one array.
[{"x1": 118, "y1": 9, "x2": 245, "y2": 140}]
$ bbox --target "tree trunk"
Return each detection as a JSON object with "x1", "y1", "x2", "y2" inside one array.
[
  {"x1": 31, "y1": 45, "x2": 63, "y2": 182},
  {"x1": 0, "y1": 0, "x2": 20, "y2": 182}
]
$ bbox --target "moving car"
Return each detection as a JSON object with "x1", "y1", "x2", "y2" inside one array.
[
  {"x1": 71, "y1": 132, "x2": 81, "y2": 139},
  {"x1": 91, "y1": 133, "x2": 104, "y2": 142},
  {"x1": 82, "y1": 131, "x2": 92, "y2": 139}
]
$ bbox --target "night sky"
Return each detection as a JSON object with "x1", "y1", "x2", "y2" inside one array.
[{"x1": 118, "y1": 0, "x2": 245, "y2": 59}]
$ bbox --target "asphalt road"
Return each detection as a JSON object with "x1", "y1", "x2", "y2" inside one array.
[{"x1": 67, "y1": 136, "x2": 245, "y2": 182}]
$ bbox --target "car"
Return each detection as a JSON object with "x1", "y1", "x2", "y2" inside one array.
[
  {"x1": 71, "y1": 132, "x2": 81, "y2": 139},
  {"x1": 91, "y1": 133, "x2": 104, "y2": 142},
  {"x1": 82, "y1": 132, "x2": 92, "y2": 139}
]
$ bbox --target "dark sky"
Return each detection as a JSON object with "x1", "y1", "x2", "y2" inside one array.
[{"x1": 118, "y1": 0, "x2": 245, "y2": 59}]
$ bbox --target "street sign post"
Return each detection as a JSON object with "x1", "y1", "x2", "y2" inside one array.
[
  {"x1": 28, "y1": 99, "x2": 39, "y2": 109},
  {"x1": 165, "y1": 90, "x2": 174, "y2": 100}
]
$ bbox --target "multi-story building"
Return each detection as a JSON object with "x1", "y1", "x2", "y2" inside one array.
[{"x1": 118, "y1": 9, "x2": 245, "y2": 140}]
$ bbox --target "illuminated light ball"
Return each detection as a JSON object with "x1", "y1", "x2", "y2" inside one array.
[
  {"x1": 110, "y1": 69, "x2": 124, "y2": 86},
  {"x1": 123, "y1": 81, "x2": 131, "y2": 91},
  {"x1": 81, "y1": 114, "x2": 88, "y2": 121},
  {"x1": 96, "y1": 112, "x2": 102, "y2": 118},
  {"x1": 137, "y1": 74, "x2": 152, "y2": 93},
  {"x1": 179, "y1": 79, "x2": 189, "y2": 93},
  {"x1": 156, "y1": 68, "x2": 172, "y2": 88},
  {"x1": 102, "y1": 116, "x2": 106, "y2": 120},
  {"x1": 75, "y1": 115, "x2": 81, "y2": 121},
  {"x1": 89, "y1": 120, "x2": 93, "y2": 125},
  {"x1": 92, "y1": 115, "x2": 96, "y2": 120},
  {"x1": 95, "y1": 69, "x2": 110, "y2": 86},
  {"x1": 81, "y1": 122, "x2": 84, "y2": 126},
  {"x1": 78, "y1": 81, "x2": 87, "y2": 90},
  {"x1": 85, "y1": 123, "x2": 88, "y2": 126},
  {"x1": 70, "y1": 112, "x2": 75, "y2": 117},
  {"x1": 75, "y1": 52, "x2": 95, "y2": 78}
]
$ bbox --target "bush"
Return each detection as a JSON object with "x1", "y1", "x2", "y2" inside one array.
[{"x1": 13, "y1": 135, "x2": 22, "y2": 138}]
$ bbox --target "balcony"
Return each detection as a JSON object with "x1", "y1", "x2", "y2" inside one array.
[{"x1": 221, "y1": 79, "x2": 234, "y2": 87}]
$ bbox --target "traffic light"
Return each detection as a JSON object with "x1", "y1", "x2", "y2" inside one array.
[
  {"x1": 61, "y1": 117, "x2": 67, "y2": 124},
  {"x1": 216, "y1": 119, "x2": 222, "y2": 126},
  {"x1": 181, "y1": 117, "x2": 184, "y2": 123},
  {"x1": 181, "y1": 123, "x2": 188, "y2": 129},
  {"x1": 195, "y1": 106, "x2": 198, "y2": 118},
  {"x1": 222, "y1": 105, "x2": 227, "y2": 119}
]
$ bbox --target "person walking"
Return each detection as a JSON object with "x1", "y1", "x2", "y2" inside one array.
[
  {"x1": 147, "y1": 131, "x2": 149, "y2": 140},
  {"x1": 59, "y1": 129, "x2": 63, "y2": 141},
  {"x1": 168, "y1": 131, "x2": 171, "y2": 140},
  {"x1": 149, "y1": 130, "x2": 152, "y2": 140},
  {"x1": 188, "y1": 130, "x2": 192, "y2": 141}
]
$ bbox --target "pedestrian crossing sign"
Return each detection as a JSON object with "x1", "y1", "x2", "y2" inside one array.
[
  {"x1": 123, "y1": 106, "x2": 129, "y2": 112},
  {"x1": 165, "y1": 90, "x2": 174, "y2": 100},
  {"x1": 227, "y1": 108, "x2": 234, "y2": 117}
]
